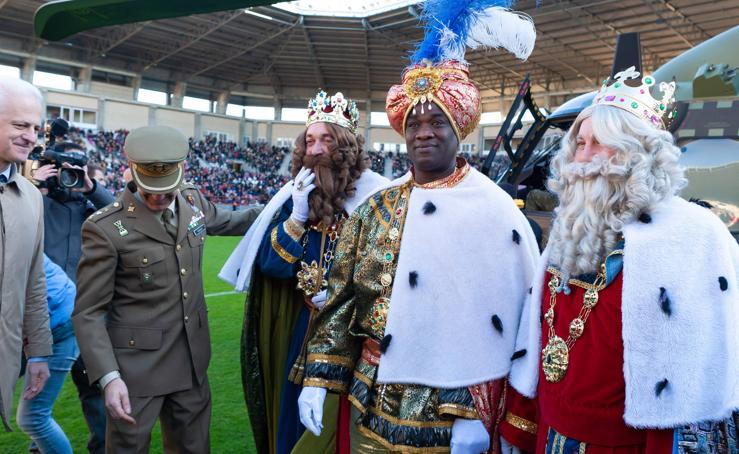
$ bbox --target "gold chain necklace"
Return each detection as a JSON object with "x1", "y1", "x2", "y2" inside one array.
[
  {"x1": 541, "y1": 262, "x2": 606, "y2": 383},
  {"x1": 369, "y1": 183, "x2": 411, "y2": 338}
]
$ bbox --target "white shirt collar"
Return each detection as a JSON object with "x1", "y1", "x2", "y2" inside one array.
[{"x1": 167, "y1": 199, "x2": 177, "y2": 216}]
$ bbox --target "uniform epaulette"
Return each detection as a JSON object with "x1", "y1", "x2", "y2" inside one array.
[
  {"x1": 87, "y1": 200, "x2": 125, "y2": 222},
  {"x1": 179, "y1": 181, "x2": 198, "y2": 192},
  {"x1": 179, "y1": 183, "x2": 202, "y2": 209}
]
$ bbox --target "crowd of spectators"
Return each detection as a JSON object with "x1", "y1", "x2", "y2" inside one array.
[
  {"x1": 388, "y1": 150, "x2": 509, "y2": 178},
  {"x1": 390, "y1": 152, "x2": 411, "y2": 178},
  {"x1": 366, "y1": 150, "x2": 386, "y2": 175},
  {"x1": 65, "y1": 128, "x2": 514, "y2": 206},
  {"x1": 184, "y1": 159, "x2": 288, "y2": 206},
  {"x1": 67, "y1": 128, "x2": 290, "y2": 206}
]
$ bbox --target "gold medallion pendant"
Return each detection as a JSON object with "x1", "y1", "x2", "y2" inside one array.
[
  {"x1": 541, "y1": 261, "x2": 610, "y2": 384},
  {"x1": 542, "y1": 336, "x2": 569, "y2": 383}
]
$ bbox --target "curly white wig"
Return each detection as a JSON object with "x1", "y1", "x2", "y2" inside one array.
[{"x1": 547, "y1": 104, "x2": 687, "y2": 281}]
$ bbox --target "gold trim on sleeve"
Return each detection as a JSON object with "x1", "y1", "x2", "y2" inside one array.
[
  {"x1": 347, "y1": 394, "x2": 368, "y2": 414},
  {"x1": 284, "y1": 217, "x2": 305, "y2": 241},
  {"x1": 353, "y1": 370, "x2": 374, "y2": 388},
  {"x1": 355, "y1": 424, "x2": 450, "y2": 454},
  {"x1": 438, "y1": 403, "x2": 479, "y2": 420},
  {"x1": 504, "y1": 411, "x2": 538, "y2": 434},
  {"x1": 271, "y1": 227, "x2": 299, "y2": 264},
  {"x1": 368, "y1": 406, "x2": 453, "y2": 429},
  {"x1": 302, "y1": 377, "x2": 347, "y2": 393},
  {"x1": 307, "y1": 353, "x2": 355, "y2": 369}
]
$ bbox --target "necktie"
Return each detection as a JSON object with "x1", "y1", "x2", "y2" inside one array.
[{"x1": 161, "y1": 208, "x2": 178, "y2": 241}]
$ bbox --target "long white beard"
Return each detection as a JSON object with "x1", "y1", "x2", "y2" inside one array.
[{"x1": 547, "y1": 156, "x2": 637, "y2": 282}]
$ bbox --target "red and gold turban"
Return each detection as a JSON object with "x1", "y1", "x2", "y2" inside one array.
[{"x1": 385, "y1": 60, "x2": 481, "y2": 141}]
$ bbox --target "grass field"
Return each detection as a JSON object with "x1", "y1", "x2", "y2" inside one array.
[{"x1": 0, "y1": 236, "x2": 258, "y2": 453}]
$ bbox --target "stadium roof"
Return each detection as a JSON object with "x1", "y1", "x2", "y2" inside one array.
[
  {"x1": 1, "y1": 0, "x2": 736, "y2": 109},
  {"x1": 275, "y1": 0, "x2": 421, "y2": 18}
]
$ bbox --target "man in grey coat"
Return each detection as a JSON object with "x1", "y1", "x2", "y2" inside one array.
[{"x1": 0, "y1": 77, "x2": 52, "y2": 431}]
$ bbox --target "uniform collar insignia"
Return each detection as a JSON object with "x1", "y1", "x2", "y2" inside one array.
[{"x1": 113, "y1": 220, "x2": 129, "y2": 236}]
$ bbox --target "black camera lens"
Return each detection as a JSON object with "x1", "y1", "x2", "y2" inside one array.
[{"x1": 59, "y1": 169, "x2": 80, "y2": 188}]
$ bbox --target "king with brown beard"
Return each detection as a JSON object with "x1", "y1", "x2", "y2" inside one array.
[{"x1": 220, "y1": 90, "x2": 388, "y2": 454}]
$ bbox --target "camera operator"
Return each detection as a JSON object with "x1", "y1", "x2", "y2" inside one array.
[
  {"x1": 34, "y1": 141, "x2": 114, "y2": 276},
  {"x1": 33, "y1": 139, "x2": 113, "y2": 454}
]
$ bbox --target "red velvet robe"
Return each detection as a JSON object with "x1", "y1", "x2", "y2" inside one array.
[{"x1": 501, "y1": 272, "x2": 674, "y2": 453}]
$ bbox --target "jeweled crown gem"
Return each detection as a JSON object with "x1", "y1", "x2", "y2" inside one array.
[
  {"x1": 593, "y1": 66, "x2": 677, "y2": 129},
  {"x1": 306, "y1": 90, "x2": 360, "y2": 135}
]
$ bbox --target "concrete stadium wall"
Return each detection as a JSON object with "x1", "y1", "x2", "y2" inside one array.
[
  {"x1": 154, "y1": 108, "x2": 195, "y2": 138},
  {"x1": 369, "y1": 127, "x2": 401, "y2": 145},
  {"x1": 90, "y1": 81, "x2": 134, "y2": 100},
  {"x1": 257, "y1": 123, "x2": 268, "y2": 140},
  {"x1": 272, "y1": 122, "x2": 307, "y2": 141},
  {"x1": 103, "y1": 101, "x2": 149, "y2": 131},
  {"x1": 201, "y1": 114, "x2": 240, "y2": 139},
  {"x1": 46, "y1": 91, "x2": 98, "y2": 110}
]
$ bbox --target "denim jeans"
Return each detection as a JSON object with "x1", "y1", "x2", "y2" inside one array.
[{"x1": 16, "y1": 324, "x2": 79, "y2": 454}]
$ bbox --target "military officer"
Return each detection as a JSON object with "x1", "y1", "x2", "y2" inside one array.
[{"x1": 72, "y1": 126, "x2": 262, "y2": 453}]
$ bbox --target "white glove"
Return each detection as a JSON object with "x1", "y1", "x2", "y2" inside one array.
[
  {"x1": 500, "y1": 436, "x2": 522, "y2": 454},
  {"x1": 311, "y1": 289, "x2": 327, "y2": 311},
  {"x1": 450, "y1": 419, "x2": 490, "y2": 454},
  {"x1": 290, "y1": 167, "x2": 316, "y2": 223},
  {"x1": 298, "y1": 386, "x2": 326, "y2": 436}
]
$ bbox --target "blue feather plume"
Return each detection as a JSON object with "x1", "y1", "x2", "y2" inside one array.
[{"x1": 410, "y1": 0, "x2": 536, "y2": 65}]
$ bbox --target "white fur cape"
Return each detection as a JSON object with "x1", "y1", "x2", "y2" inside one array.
[
  {"x1": 219, "y1": 169, "x2": 388, "y2": 291},
  {"x1": 373, "y1": 168, "x2": 540, "y2": 387},
  {"x1": 509, "y1": 196, "x2": 739, "y2": 428}
]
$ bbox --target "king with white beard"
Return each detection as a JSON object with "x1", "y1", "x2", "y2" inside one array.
[{"x1": 500, "y1": 68, "x2": 739, "y2": 453}]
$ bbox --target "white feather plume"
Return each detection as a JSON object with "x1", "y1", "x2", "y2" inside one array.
[
  {"x1": 437, "y1": 24, "x2": 466, "y2": 62},
  {"x1": 465, "y1": 7, "x2": 536, "y2": 60}
]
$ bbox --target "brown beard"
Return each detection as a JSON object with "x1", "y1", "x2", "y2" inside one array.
[
  {"x1": 291, "y1": 123, "x2": 368, "y2": 226},
  {"x1": 303, "y1": 153, "x2": 347, "y2": 226}
]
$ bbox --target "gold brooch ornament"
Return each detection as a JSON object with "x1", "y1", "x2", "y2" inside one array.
[
  {"x1": 296, "y1": 260, "x2": 327, "y2": 297},
  {"x1": 296, "y1": 215, "x2": 345, "y2": 300},
  {"x1": 542, "y1": 264, "x2": 606, "y2": 383},
  {"x1": 403, "y1": 65, "x2": 445, "y2": 105}
]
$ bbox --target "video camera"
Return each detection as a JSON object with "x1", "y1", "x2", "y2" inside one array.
[{"x1": 22, "y1": 118, "x2": 88, "y2": 191}]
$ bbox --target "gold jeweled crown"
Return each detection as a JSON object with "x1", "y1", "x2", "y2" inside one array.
[
  {"x1": 306, "y1": 90, "x2": 360, "y2": 135},
  {"x1": 593, "y1": 66, "x2": 677, "y2": 129}
]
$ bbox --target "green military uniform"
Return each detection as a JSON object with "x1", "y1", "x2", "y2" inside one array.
[{"x1": 72, "y1": 126, "x2": 262, "y2": 453}]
